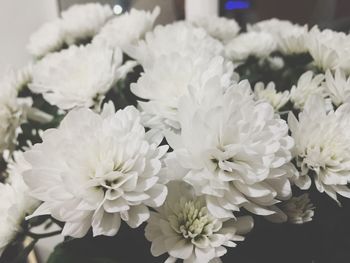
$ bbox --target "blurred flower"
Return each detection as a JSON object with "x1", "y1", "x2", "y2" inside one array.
[
  {"x1": 27, "y1": 20, "x2": 65, "y2": 58},
  {"x1": 0, "y1": 70, "x2": 32, "y2": 155},
  {"x1": 290, "y1": 71, "x2": 325, "y2": 110},
  {"x1": 0, "y1": 151, "x2": 38, "y2": 257},
  {"x1": 93, "y1": 7, "x2": 160, "y2": 51},
  {"x1": 265, "y1": 56, "x2": 285, "y2": 71},
  {"x1": 282, "y1": 194, "x2": 314, "y2": 224},
  {"x1": 165, "y1": 78, "x2": 294, "y2": 218},
  {"x1": 254, "y1": 82, "x2": 290, "y2": 111},
  {"x1": 131, "y1": 54, "x2": 235, "y2": 133},
  {"x1": 225, "y1": 31, "x2": 277, "y2": 61},
  {"x1": 323, "y1": 69, "x2": 350, "y2": 107},
  {"x1": 125, "y1": 22, "x2": 223, "y2": 67},
  {"x1": 24, "y1": 104, "x2": 168, "y2": 238},
  {"x1": 30, "y1": 44, "x2": 134, "y2": 110},
  {"x1": 145, "y1": 182, "x2": 253, "y2": 263},
  {"x1": 289, "y1": 95, "x2": 350, "y2": 203},
  {"x1": 192, "y1": 16, "x2": 240, "y2": 43},
  {"x1": 61, "y1": 3, "x2": 113, "y2": 45},
  {"x1": 306, "y1": 26, "x2": 350, "y2": 73},
  {"x1": 248, "y1": 19, "x2": 308, "y2": 55}
]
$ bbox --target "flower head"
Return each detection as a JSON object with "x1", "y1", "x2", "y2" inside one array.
[
  {"x1": 24, "y1": 104, "x2": 168, "y2": 238},
  {"x1": 306, "y1": 26, "x2": 350, "y2": 73},
  {"x1": 290, "y1": 71, "x2": 325, "y2": 110},
  {"x1": 0, "y1": 151, "x2": 38, "y2": 257},
  {"x1": 126, "y1": 22, "x2": 223, "y2": 67},
  {"x1": 282, "y1": 194, "x2": 314, "y2": 224},
  {"x1": 323, "y1": 69, "x2": 350, "y2": 107},
  {"x1": 248, "y1": 19, "x2": 308, "y2": 55},
  {"x1": 192, "y1": 16, "x2": 240, "y2": 43},
  {"x1": 145, "y1": 182, "x2": 253, "y2": 263},
  {"x1": 225, "y1": 31, "x2": 277, "y2": 61},
  {"x1": 131, "y1": 54, "x2": 235, "y2": 132},
  {"x1": 289, "y1": 95, "x2": 350, "y2": 203},
  {"x1": 0, "y1": 70, "x2": 32, "y2": 155},
  {"x1": 30, "y1": 44, "x2": 132, "y2": 110},
  {"x1": 165, "y1": 78, "x2": 294, "y2": 218},
  {"x1": 27, "y1": 20, "x2": 65, "y2": 58},
  {"x1": 254, "y1": 82, "x2": 290, "y2": 111},
  {"x1": 61, "y1": 3, "x2": 113, "y2": 44},
  {"x1": 93, "y1": 7, "x2": 160, "y2": 50}
]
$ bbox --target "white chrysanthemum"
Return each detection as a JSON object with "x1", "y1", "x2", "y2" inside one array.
[
  {"x1": 288, "y1": 95, "x2": 350, "y2": 203},
  {"x1": 2, "y1": 65, "x2": 32, "y2": 92},
  {"x1": 306, "y1": 26, "x2": 350, "y2": 73},
  {"x1": 225, "y1": 31, "x2": 277, "y2": 61},
  {"x1": 254, "y1": 82, "x2": 290, "y2": 111},
  {"x1": 0, "y1": 152, "x2": 38, "y2": 257},
  {"x1": 165, "y1": 78, "x2": 294, "y2": 218},
  {"x1": 61, "y1": 3, "x2": 113, "y2": 45},
  {"x1": 192, "y1": 16, "x2": 240, "y2": 43},
  {"x1": 323, "y1": 69, "x2": 350, "y2": 106},
  {"x1": 145, "y1": 182, "x2": 253, "y2": 263},
  {"x1": 27, "y1": 20, "x2": 65, "y2": 58},
  {"x1": 248, "y1": 19, "x2": 308, "y2": 55},
  {"x1": 93, "y1": 7, "x2": 160, "y2": 50},
  {"x1": 131, "y1": 54, "x2": 235, "y2": 132},
  {"x1": 30, "y1": 44, "x2": 133, "y2": 110},
  {"x1": 23, "y1": 104, "x2": 168, "y2": 238},
  {"x1": 126, "y1": 22, "x2": 224, "y2": 67},
  {"x1": 290, "y1": 71, "x2": 325, "y2": 110},
  {"x1": 282, "y1": 194, "x2": 314, "y2": 224},
  {"x1": 0, "y1": 71, "x2": 32, "y2": 155},
  {"x1": 0, "y1": 183, "x2": 25, "y2": 257}
]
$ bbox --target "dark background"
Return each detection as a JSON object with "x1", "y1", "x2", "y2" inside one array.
[{"x1": 58, "y1": 0, "x2": 350, "y2": 31}]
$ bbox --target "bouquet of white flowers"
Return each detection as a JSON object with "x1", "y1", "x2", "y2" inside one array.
[{"x1": 1, "y1": 3, "x2": 350, "y2": 263}]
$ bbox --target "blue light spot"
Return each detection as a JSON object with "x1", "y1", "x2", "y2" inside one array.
[{"x1": 225, "y1": 0, "x2": 250, "y2": 10}]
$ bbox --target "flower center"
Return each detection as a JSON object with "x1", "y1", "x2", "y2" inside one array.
[{"x1": 170, "y1": 199, "x2": 216, "y2": 241}]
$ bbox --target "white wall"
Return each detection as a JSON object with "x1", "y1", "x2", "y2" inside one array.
[{"x1": 0, "y1": 0, "x2": 59, "y2": 76}]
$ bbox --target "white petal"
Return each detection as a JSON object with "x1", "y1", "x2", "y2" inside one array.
[
  {"x1": 144, "y1": 184, "x2": 168, "y2": 207},
  {"x1": 124, "y1": 205, "x2": 150, "y2": 228}
]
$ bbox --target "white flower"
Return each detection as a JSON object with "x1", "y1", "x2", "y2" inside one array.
[
  {"x1": 192, "y1": 16, "x2": 240, "y2": 43},
  {"x1": 93, "y1": 7, "x2": 160, "y2": 50},
  {"x1": 0, "y1": 183, "x2": 24, "y2": 257},
  {"x1": 225, "y1": 31, "x2": 277, "y2": 61},
  {"x1": 23, "y1": 104, "x2": 168, "y2": 238},
  {"x1": 306, "y1": 26, "x2": 350, "y2": 73},
  {"x1": 290, "y1": 71, "x2": 325, "y2": 110},
  {"x1": 61, "y1": 3, "x2": 113, "y2": 45},
  {"x1": 248, "y1": 19, "x2": 308, "y2": 55},
  {"x1": 2, "y1": 65, "x2": 32, "y2": 92},
  {"x1": 265, "y1": 56, "x2": 284, "y2": 71},
  {"x1": 145, "y1": 182, "x2": 253, "y2": 263},
  {"x1": 131, "y1": 54, "x2": 235, "y2": 132},
  {"x1": 0, "y1": 71, "x2": 32, "y2": 155},
  {"x1": 323, "y1": 69, "x2": 350, "y2": 106},
  {"x1": 0, "y1": 152, "x2": 37, "y2": 257},
  {"x1": 165, "y1": 78, "x2": 294, "y2": 218},
  {"x1": 254, "y1": 82, "x2": 290, "y2": 111},
  {"x1": 27, "y1": 3, "x2": 113, "y2": 58},
  {"x1": 30, "y1": 44, "x2": 132, "y2": 110},
  {"x1": 288, "y1": 95, "x2": 350, "y2": 203},
  {"x1": 27, "y1": 20, "x2": 65, "y2": 58},
  {"x1": 126, "y1": 22, "x2": 224, "y2": 67},
  {"x1": 282, "y1": 194, "x2": 314, "y2": 224}
]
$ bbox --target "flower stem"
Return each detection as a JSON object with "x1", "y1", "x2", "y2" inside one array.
[
  {"x1": 27, "y1": 230, "x2": 62, "y2": 239},
  {"x1": 12, "y1": 239, "x2": 38, "y2": 263}
]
